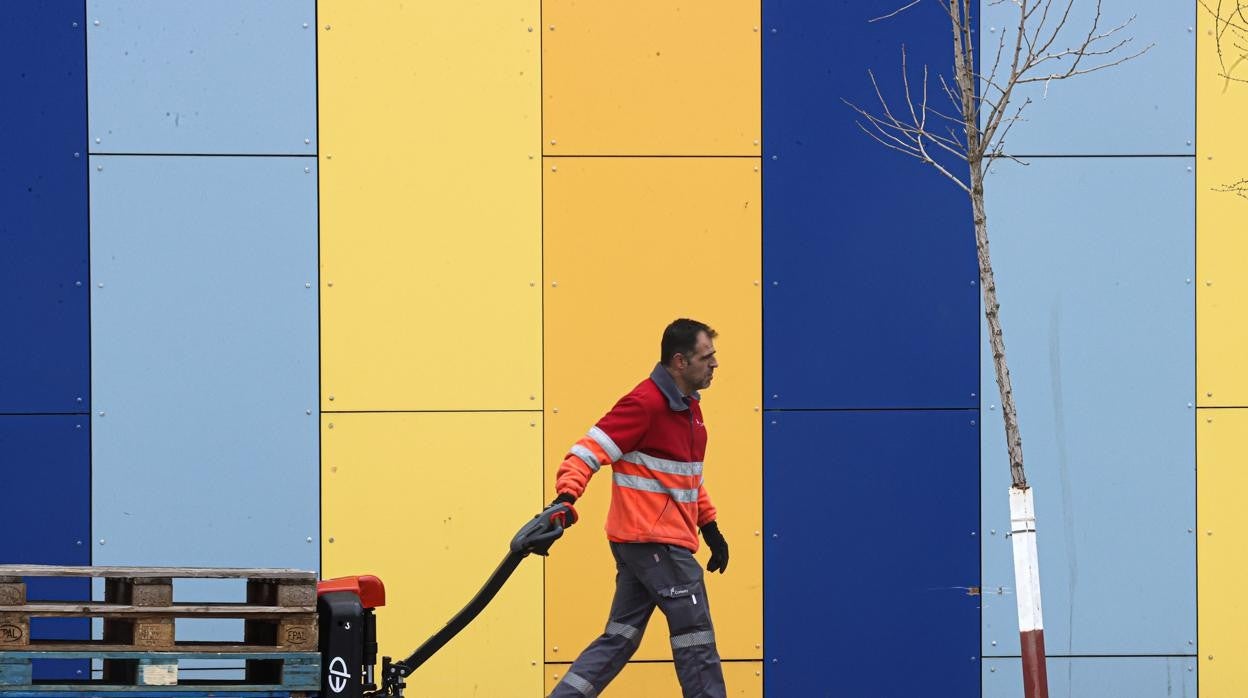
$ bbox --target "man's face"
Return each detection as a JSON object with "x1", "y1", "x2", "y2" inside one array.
[{"x1": 678, "y1": 332, "x2": 719, "y2": 391}]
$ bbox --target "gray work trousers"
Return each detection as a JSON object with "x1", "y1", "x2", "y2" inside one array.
[{"x1": 550, "y1": 542, "x2": 726, "y2": 698}]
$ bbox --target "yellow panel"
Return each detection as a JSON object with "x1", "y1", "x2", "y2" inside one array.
[
  {"x1": 322, "y1": 412, "x2": 544, "y2": 697},
  {"x1": 545, "y1": 661, "x2": 763, "y2": 697},
  {"x1": 543, "y1": 158, "x2": 762, "y2": 663},
  {"x1": 543, "y1": 0, "x2": 760, "y2": 155},
  {"x1": 1197, "y1": 2, "x2": 1248, "y2": 407},
  {"x1": 319, "y1": 0, "x2": 542, "y2": 411},
  {"x1": 1198, "y1": 409, "x2": 1248, "y2": 695}
]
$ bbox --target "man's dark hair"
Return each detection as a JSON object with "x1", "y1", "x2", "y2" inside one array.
[{"x1": 660, "y1": 318, "x2": 717, "y2": 365}]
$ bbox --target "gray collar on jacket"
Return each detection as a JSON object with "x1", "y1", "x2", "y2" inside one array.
[{"x1": 650, "y1": 362, "x2": 699, "y2": 412}]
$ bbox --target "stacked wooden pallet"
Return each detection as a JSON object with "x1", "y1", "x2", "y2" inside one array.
[{"x1": 0, "y1": 565, "x2": 320, "y2": 697}]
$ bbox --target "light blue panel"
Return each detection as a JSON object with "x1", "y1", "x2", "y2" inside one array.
[
  {"x1": 980, "y1": 1, "x2": 1193, "y2": 154},
  {"x1": 90, "y1": 155, "x2": 317, "y2": 575},
  {"x1": 983, "y1": 657, "x2": 1196, "y2": 698},
  {"x1": 87, "y1": 1, "x2": 315, "y2": 154},
  {"x1": 980, "y1": 158, "x2": 1195, "y2": 657}
]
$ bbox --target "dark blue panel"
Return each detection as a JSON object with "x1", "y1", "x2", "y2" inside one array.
[
  {"x1": 0, "y1": 416, "x2": 91, "y2": 680},
  {"x1": 0, "y1": 1, "x2": 89, "y2": 413},
  {"x1": 764, "y1": 410, "x2": 979, "y2": 695},
  {"x1": 763, "y1": 0, "x2": 978, "y2": 409}
]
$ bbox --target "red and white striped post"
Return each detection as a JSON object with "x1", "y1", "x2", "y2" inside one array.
[{"x1": 1009, "y1": 485, "x2": 1048, "y2": 698}]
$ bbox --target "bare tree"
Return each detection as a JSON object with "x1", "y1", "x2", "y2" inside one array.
[
  {"x1": 1202, "y1": 0, "x2": 1248, "y2": 200},
  {"x1": 846, "y1": 2, "x2": 1149, "y2": 697}
]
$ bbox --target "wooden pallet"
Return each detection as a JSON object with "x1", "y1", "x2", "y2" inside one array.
[{"x1": 0, "y1": 565, "x2": 320, "y2": 695}]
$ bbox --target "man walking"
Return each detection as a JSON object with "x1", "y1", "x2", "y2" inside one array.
[{"x1": 549, "y1": 318, "x2": 730, "y2": 698}]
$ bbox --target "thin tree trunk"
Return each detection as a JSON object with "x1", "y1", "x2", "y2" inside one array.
[
  {"x1": 969, "y1": 171, "x2": 1026, "y2": 489},
  {"x1": 950, "y1": 3, "x2": 1047, "y2": 695}
]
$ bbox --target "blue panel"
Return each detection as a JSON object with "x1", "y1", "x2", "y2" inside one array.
[
  {"x1": 87, "y1": 1, "x2": 316, "y2": 154},
  {"x1": 980, "y1": 158, "x2": 1195, "y2": 656},
  {"x1": 0, "y1": 2, "x2": 89, "y2": 413},
  {"x1": 764, "y1": 411, "x2": 979, "y2": 695},
  {"x1": 89, "y1": 156, "x2": 317, "y2": 576},
  {"x1": 983, "y1": 657, "x2": 1196, "y2": 697},
  {"x1": 763, "y1": 0, "x2": 979, "y2": 409},
  {"x1": 0, "y1": 416, "x2": 91, "y2": 679},
  {"x1": 979, "y1": 1, "x2": 1194, "y2": 155}
]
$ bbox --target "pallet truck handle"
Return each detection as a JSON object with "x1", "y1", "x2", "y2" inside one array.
[{"x1": 374, "y1": 502, "x2": 577, "y2": 695}]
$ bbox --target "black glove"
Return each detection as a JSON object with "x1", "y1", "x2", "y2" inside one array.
[
  {"x1": 548, "y1": 493, "x2": 579, "y2": 529},
  {"x1": 700, "y1": 521, "x2": 729, "y2": 574}
]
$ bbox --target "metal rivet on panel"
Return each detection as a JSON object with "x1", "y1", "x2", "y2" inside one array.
[
  {"x1": 553, "y1": 408, "x2": 559, "y2": 414},
  {"x1": 74, "y1": 152, "x2": 80, "y2": 158},
  {"x1": 328, "y1": 395, "x2": 334, "y2": 401},
  {"x1": 98, "y1": 282, "x2": 104, "y2": 288},
  {"x1": 753, "y1": 140, "x2": 759, "y2": 146},
  {"x1": 1207, "y1": 391, "x2": 1213, "y2": 397},
  {"x1": 304, "y1": 167, "x2": 310, "y2": 174},
  {"x1": 549, "y1": 25, "x2": 555, "y2": 30},
  {"x1": 551, "y1": 281, "x2": 558, "y2": 287},
  {"x1": 76, "y1": 540, "x2": 83, "y2": 545},
  {"x1": 99, "y1": 539, "x2": 105, "y2": 545},
  {"x1": 771, "y1": 155, "x2": 778, "y2": 160},
  {"x1": 528, "y1": 27, "x2": 534, "y2": 32},
  {"x1": 754, "y1": 531, "x2": 760, "y2": 536},
  {"x1": 328, "y1": 423, "x2": 334, "y2": 429},
  {"x1": 529, "y1": 395, "x2": 536, "y2": 400},
  {"x1": 307, "y1": 537, "x2": 313, "y2": 543},
  {"x1": 98, "y1": 411, "x2": 105, "y2": 417},
  {"x1": 305, "y1": 282, "x2": 311, "y2": 288},
  {"x1": 303, "y1": 23, "x2": 309, "y2": 28},
  {"x1": 328, "y1": 282, "x2": 334, "y2": 287},
  {"x1": 95, "y1": 138, "x2": 101, "y2": 144},
  {"x1": 328, "y1": 537, "x2": 335, "y2": 543},
  {"x1": 304, "y1": 138, "x2": 311, "y2": 145},
  {"x1": 324, "y1": 24, "x2": 331, "y2": 30},
  {"x1": 73, "y1": 22, "x2": 78, "y2": 27},
  {"x1": 551, "y1": 165, "x2": 557, "y2": 172},
  {"x1": 306, "y1": 410, "x2": 312, "y2": 415},
  {"x1": 76, "y1": 281, "x2": 82, "y2": 287},
  {"x1": 94, "y1": 20, "x2": 100, "y2": 26},
  {"x1": 97, "y1": 165, "x2": 103, "y2": 171},
  {"x1": 550, "y1": 139, "x2": 557, "y2": 145}
]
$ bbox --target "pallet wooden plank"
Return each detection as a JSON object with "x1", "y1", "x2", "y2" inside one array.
[
  {"x1": 0, "y1": 651, "x2": 319, "y2": 661},
  {"x1": 12, "y1": 642, "x2": 312, "y2": 654},
  {"x1": 0, "y1": 658, "x2": 33, "y2": 686},
  {"x1": 0, "y1": 692, "x2": 305, "y2": 697},
  {"x1": 0, "y1": 566, "x2": 314, "y2": 580},
  {"x1": 4, "y1": 686, "x2": 311, "y2": 694},
  {"x1": 0, "y1": 582, "x2": 26, "y2": 605},
  {"x1": 0, "y1": 613, "x2": 29, "y2": 647},
  {"x1": 136, "y1": 657, "x2": 177, "y2": 686},
  {"x1": 0, "y1": 603, "x2": 314, "y2": 617}
]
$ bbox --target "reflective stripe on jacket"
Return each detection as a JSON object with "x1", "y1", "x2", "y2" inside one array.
[{"x1": 555, "y1": 364, "x2": 717, "y2": 552}]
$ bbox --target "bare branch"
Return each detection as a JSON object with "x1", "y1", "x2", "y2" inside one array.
[
  {"x1": 870, "y1": 0, "x2": 923, "y2": 23},
  {"x1": 1215, "y1": 178, "x2": 1248, "y2": 200}
]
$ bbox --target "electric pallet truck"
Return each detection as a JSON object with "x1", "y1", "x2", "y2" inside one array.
[{"x1": 315, "y1": 501, "x2": 578, "y2": 697}]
